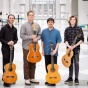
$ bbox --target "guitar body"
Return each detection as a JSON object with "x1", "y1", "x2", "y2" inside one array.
[
  {"x1": 27, "y1": 43, "x2": 42, "y2": 63},
  {"x1": 46, "y1": 64, "x2": 61, "y2": 84},
  {"x1": 62, "y1": 48, "x2": 74, "y2": 68},
  {"x1": 3, "y1": 63, "x2": 17, "y2": 84}
]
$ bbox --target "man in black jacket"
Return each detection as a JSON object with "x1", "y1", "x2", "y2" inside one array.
[{"x1": 0, "y1": 14, "x2": 18, "y2": 87}]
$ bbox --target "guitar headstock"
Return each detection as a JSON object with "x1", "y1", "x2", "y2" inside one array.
[
  {"x1": 50, "y1": 44, "x2": 54, "y2": 52},
  {"x1": 32, "y1": 23, "x2": 36, "y2": 31}
]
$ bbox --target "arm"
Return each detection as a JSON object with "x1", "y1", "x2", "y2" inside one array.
[
  {"x1": 13, "y1": 29, "x2": 18, "y2": 44},
  {"x1": 52, "y1": 30, "x2": 62, "y2": 55},
  {"x1": 37, "y1": 24, "x2": 41, "y2": 40},
  {"x1": 41, "y1": 41, "x2": 44, "y2": 55},
  {"x1": 20, "y1": 24, "x2": 32, "y2": 40},
  {"x1": 0, "y1": 27, "x2": 8, "y2": 45}
]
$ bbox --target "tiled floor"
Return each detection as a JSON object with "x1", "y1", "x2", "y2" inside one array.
[{"x1": 0, "y1": 20, "x2": 88, "y2": 88}]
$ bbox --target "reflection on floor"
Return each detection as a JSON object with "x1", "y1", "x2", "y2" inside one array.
[{"x1": 0, "y1": 20, "x2": 88, "y2": 88}]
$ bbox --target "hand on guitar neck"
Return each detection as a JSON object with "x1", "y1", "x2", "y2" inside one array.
[
  {"x1": 2, "y1": 45, "x2": 17, "y2": 84},
  {"x1": 27, "y1": 23, "x2": 42, "y2": 63},
  {"x1": 46, "y1": 44, "x2": 61, "y2": 84}
]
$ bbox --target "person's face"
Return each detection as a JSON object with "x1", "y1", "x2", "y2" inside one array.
[
  {"x1": 27, "y1": 12, "x2": 35, "y2": 22},
  {"x1": 70, "y1": 17, "x2": 76, "y2": 26},
  {"x1": 47, "y1": 21, "x2": 54, "y2": 28},
  {"x1": 8, "y1": 15, "x2": 15, "y2": 24}
]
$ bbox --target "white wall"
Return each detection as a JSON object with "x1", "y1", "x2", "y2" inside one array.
[{"x1": 78, "y1": 0, "x2": 88, "y2": 25}]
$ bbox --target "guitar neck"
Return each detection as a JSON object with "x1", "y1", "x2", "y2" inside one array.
[
  {"x1": 51, "y1": 55, "x2": 54, "y2": 69},
  {"x1": 71, "y1": 36, "x2": 77, "y2": 46},
  {"x1": 9, "y1": 46, "x2": 13, "y2": 71}
]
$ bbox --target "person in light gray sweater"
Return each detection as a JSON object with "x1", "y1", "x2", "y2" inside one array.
[{"x1": 20, "y1": 10, "x2": 41, "y2": 85}]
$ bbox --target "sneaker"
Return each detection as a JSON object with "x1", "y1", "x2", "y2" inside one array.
[
  {"x1": 64, "y1": 77, "x2": 73, "y2": 84},
  {"x1": 30, "y1": 79, "x2": 39, "y2": 84},
  {"x1": 75, "y1": 78, "x2": 79, "y2": 85},
  {"x1": 3, "y1": 83, "x2": 11, "y2": 87},
  {"x1": 45, "y1": 82, "x2": 49, "y2": 85},
  {"x1": 25, "y1": 79, "x2": 31, "y2": 85},
  {"x1": 48, "y1": 84, "x2": 56, "y2": 86}
]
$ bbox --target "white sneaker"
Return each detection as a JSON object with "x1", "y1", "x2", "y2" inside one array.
[
  {"x1": 25, "y1": 79, "x2": 31, "y2": 85},
  {"x1": 30, "y1": 79, "x2": 39, "y2": 84}
]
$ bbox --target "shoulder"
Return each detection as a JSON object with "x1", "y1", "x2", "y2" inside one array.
[
  {"x1": 13, "y1": 26, "x2": 17, "y2": 31},
  {"x1": 76, "y1": 26, "x2": 82, "y2": 30},
  {"x1": 21, "y1": 22, "x2": 28, "y2": 27},
  {"x1": 42, "y1": 28, "x2": 48, "y2": 32},
  {"x1": 53, "y1": 28, "x2": 60, "y2": 34},
  {"x1": 1, "y1": 24, "x2": 7, "y2": 31}
]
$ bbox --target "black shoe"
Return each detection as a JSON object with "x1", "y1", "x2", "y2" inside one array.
[
  {"x1": 48, "y1": 84, "x2": 56, "y2": 86},
  {"x1": 65, "y1": 77, "x2": 73, "y2": 84},
  {"x1": 3, "y1": 83, "x2": 11, "y2": 87},
  {"x1": 75, "y1": 78, "x2": 79, "y2": 85},
  {"x1": 45, "y1": 82, "x2": 49, "y2": 85}
]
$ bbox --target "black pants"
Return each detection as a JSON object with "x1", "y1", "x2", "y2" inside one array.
[
  {"x1": 69, "y1": 51, "x2": 79, "y2": 79},
  {"x1": 2, "y1": 46, "x2": 14, "y2": 73},
  {"x1": 44, "y1": 55, "x2": 57, "y2": 73}
]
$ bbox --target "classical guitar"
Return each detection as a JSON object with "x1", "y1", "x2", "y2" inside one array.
[
  {"x1": 62, "y1": 32, "x2": 82, "y2": 68},
  {"x1": 27, "y1": 23, "x2": 42, "y2": 63},
  {"x1": 46, "y1": 44, "x2": 61, "y2": 84},
  {"x1": 2, "y1": 45, "x2": 17, "y2": 84}
]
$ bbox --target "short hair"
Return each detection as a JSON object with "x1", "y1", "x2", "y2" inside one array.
[
  {"x1": 47, "y1": 18, "x2": 55, "y2": 23},
  {"x1": 68, "y1": 16, "x2": 78, "y2": 26},
  {"x1": 8, "y1": 14, "x2": 15, "y2": 19},
  {"x1": 27, "y1": 10, "x2": 35, "y2": 16}
]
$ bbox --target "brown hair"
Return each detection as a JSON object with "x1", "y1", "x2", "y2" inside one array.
[
  {"x1": 8, "y1": 14, "x2": 15, "y2": 19},
  {"x1": 27, "y1": 10, "x2": 35, "y2": 16},
  {"x1": 68, "y1": 16, "x2": 78, "y2": 26}
]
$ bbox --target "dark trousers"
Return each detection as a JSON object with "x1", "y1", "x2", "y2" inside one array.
[
  {"x1": 69, "y1": 52, "x2": 79, "y2": 79},
  {"x1": 2, "y1": 46, "x2": 14, "y2": 73},
  {"x1": 23, "y1": 48, "x2": 36, "y2": 79},
  {"x1": 44, "y1": 55, "x2": 57, "y2": 73}
]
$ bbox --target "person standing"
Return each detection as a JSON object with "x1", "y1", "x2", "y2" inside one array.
[
  {"x1": 64, "y1": 16, "x2": 84, "y2": 85},
  {"x1": 0, "y1": 14, "x2": 18, "y2": 87},
  {"x1": 41, "y1": 18, "x2": 62, "y2": 86},
  {"x1": 20, "y1": 10, "x2": 41, "y2": 85}
]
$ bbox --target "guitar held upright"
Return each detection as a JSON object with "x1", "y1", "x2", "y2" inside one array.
[
  {"x1": 2, "y1": 45, "x2": 17, "y2": 84},
  {"x1": 27, "y1": 23, "x2": 42, "y2": 63},
  {"x1": 46, "y1": 44, "x2": 61, "y2": 84}
]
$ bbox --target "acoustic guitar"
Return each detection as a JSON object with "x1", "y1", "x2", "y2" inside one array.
[
  {"x1": 46, "y1": 44, "x2": 61, "y2": 84},
  {"x1": 62, "y1": 32, "x2": 82, "y2": 68},
  {"x1": 27, "y1": 23, "x2": 42, "y2": 63},
  {"x1": 2, "y1": 46, "x2": 17, "y2": 84}
]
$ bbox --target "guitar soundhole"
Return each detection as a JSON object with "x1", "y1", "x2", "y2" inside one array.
[
  {"x1": 64, "y1": 59, "x2": 68, "y2": 63},
  {"x1": 50, "y1": 68, "x2": 55, "y2": 72},
  {"x1": 9, "y1": 68, "x2": 12, "y2": 71}
]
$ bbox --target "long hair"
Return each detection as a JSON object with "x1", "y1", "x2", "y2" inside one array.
[{"x1": 68, "y1": 16, "x2": 78, "y2": 26}]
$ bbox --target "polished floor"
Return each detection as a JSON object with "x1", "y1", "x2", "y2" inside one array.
[{"x1": 0, "y1": 20, "x2": 88, "y2": 88}]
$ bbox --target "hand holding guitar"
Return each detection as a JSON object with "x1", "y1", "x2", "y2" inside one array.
[
  {"x1": 51, "y1": 50, "x2": 56, "y2": 55},
  {"x1": 33, "y1": 38, "x2": 38, "y2": 42},
  {"x1": 31, "y1": 35, "x2": 36, "y2": 39},
  {"x1": 8, "y1": 40, "x2": 14, "y2": 46}
]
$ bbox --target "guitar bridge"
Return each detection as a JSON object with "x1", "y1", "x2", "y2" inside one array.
[
  {"x1": 6, "y1": 76, "x2": 14, "y2": 78},
  {"x1": 32, "y1": 56, "x2": 38, "y2": 58},
  {"x1": 49, "y1": 77, "x2": 57, "y2": 79}
]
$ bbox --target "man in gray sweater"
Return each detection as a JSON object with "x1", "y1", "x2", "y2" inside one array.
[{"x1": 20, "y1": 10, "x2": 41, "y2": 85}]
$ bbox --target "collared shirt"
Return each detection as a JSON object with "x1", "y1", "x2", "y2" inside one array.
[
  {"x1": 64, "y1": 26, "x2": 84, "y2": 53},
  {"x1": 41, "y1": 28, "x2": 62, "y2": 56},
  {"x1": 0, "y1": 23, "x2": 18, "y2": 46},
  {"x1": 20, "y1": 21, "x2": 41, "y2": 50}
]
